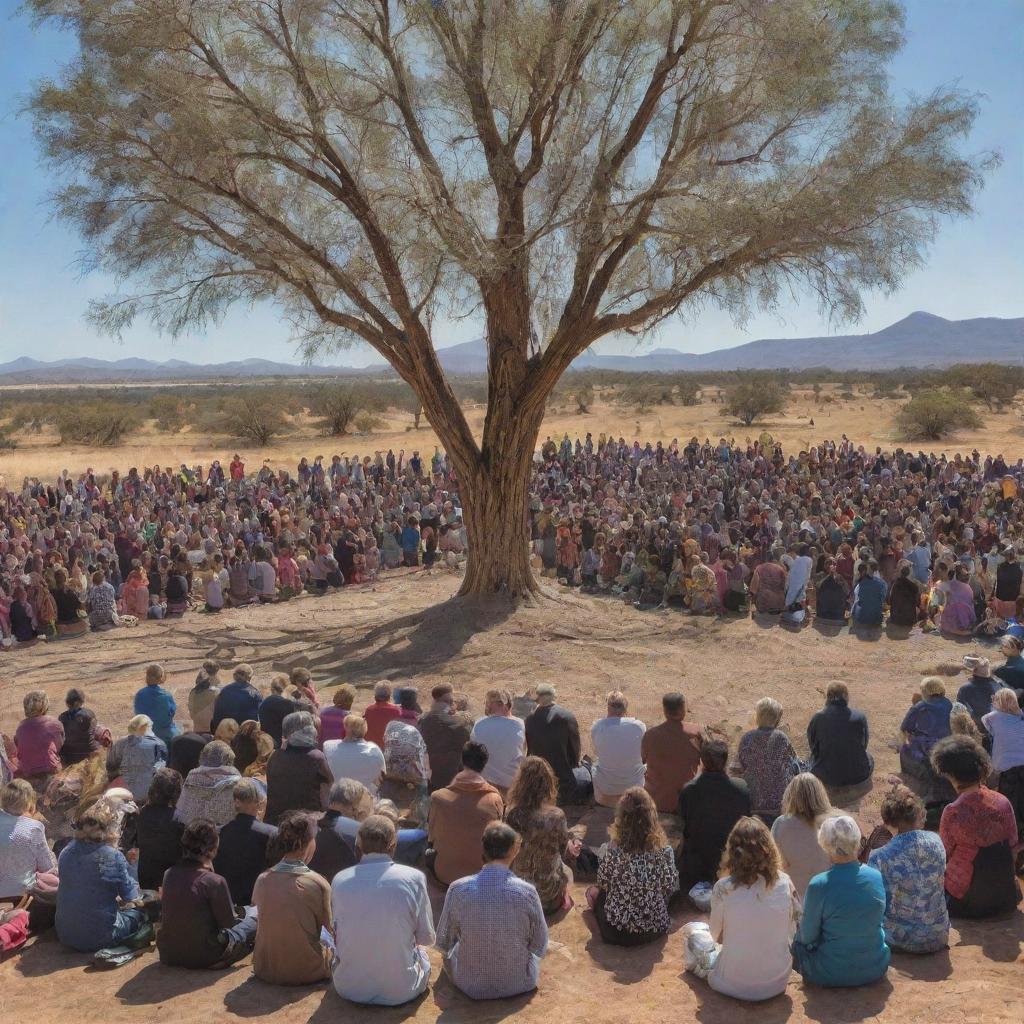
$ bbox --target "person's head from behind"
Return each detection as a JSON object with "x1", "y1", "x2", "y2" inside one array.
[
  {"x1": 1, "y1": 779, "x2": 36, "y2": 817},
  {"x1": 145, "y1": 663, "x2": 165, "y2": 687},
  {"x1": 879, "y1": 785, "x2": 925, "y2": 834},
  {"x1": 606, "y1": 690, "x2": 628, "y2": 717},
  {"x1": 992, "y1": 688, "x2": 1022, "y2": 716},
  {"x1": 755, "y1": 697, "x2": 783, "y2": 729},
  {"x1": 290, "y1": 667, "x2": 313, "y2": 692},
  {"x1": 269, "y1": 673, "x2": 289, "y2": 696},
  {"x1": 74, "y1": 803, "x2": 119, "y2": 845},
  {"x1": 356, "y1": 814, "x2": 397, "y2": 858},
  {"x1": 233, "y1": 663, "x2": 254, "y2": 685},
  {"x1": 662, "y1": 692, "x2": 686, "y2": 721},
  {"x1": 147, "y1": 767, "x2": 183, "y2": 808},
  {"x1": 333, "y1": 684, "x2": 356, "y2": 710},
  {"x1": 825, "y1": 681, "x2": 849, "y2": 706},
  {"x1": 611, "y1": 787, "x2": 666, "y2": 855},
  {"x1": 817, "y1": 814, "x2": 861, "y2": 864},
  {"x1": 270, "y1": 810, "x2": 317, "y2": 864},
  {"x1": 128, "y1": 713, "x2": 152, "y2": 737},
  {"x1": 507, "y1": 756, "x2": 557, "y2": 814},
  {"x1": 328, "y1": 778, "x2": 372, "y2": 819},
  {"x1": 481, "y1": 822, "x2": 520, "y2": 864},
  {"x1": 373, "y1": 681, "x2": 392, "y2": 704},
  {"x1": 431, "y1": 683, "x2": 455, "y2": 708},
  {"x1": 700, "y1": 739, "x2": 729, "y2": 773},
  {"x1": 214, "y1": 719, "x2": 239, "y2": 744},
  {"x1": 931, "y1": 734, "x2": 990, "y2": 791},
  {"x1": 535, "y1": 683, "x2": 556, "y2": 707},
  {"x1": 485, "y1": 688, "x2": 512, "y2": 717},
  {"x1": 199, "y1": 740, "x2": 236, "y2": 769},
  {"x1": 920, "y1": 677, "x2": 946, "y2": 701},
  {"x1": 720, "y1": 816, "x2": 780, "y2": 889},
  {"x1": 231, "y1": 776, "x2": 264, "y2": 816},
  {"x1": 461, "y1": 740, "x2": 489, "y2": 774},
  {"x1": 343, "y1": 714, "x2": 368, "y2": 742},
  {"x1": 181, "y1": 818, "x2": 220, "y2": 863},
  {"x1": 398, "y1": 687, "x2": 419, "y2": 713},
  {"x1": 282, "y1": 710, "x2": 317, "y2": 748},
  {"x1": 22, "y1": 690, "x2": 49, "y2": 719},
  {"x1": 780, "y1": 773, "x2": 831, "y2": 824},
  {"x1": 65, "y1": 687, "x2": 86, "y2": 710}
]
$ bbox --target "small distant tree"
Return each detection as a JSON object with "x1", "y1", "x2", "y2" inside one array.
[
  {"x1": 311, "y1": 385, "x2": 361, "y2": 436},
  {"x1": 812, "y1": 383, "x2": 822, "y2": 403},
  {"x1": 676, "y1": 379, "x2": 701, "y2": 406},
  {"x1": 353, "y1": 412, "x2": 385, "y2": 434},
  {"x1": 575, "y1": 383, "x2": 595, "y2": 414},
  {"x1": 56, "y1": 401, "x2": 137, "y2": 445},
  {"x1": 946, "y1": 363, "x2": 1022, "y2": 410},
  {"x1": 219, "y1": 394, "x2": 287, "y2": 445},
  {"x1": 725, "y1": 380, "x2": 787, "y2": 425},
  {"x1": 896, "y1": 390, "x2": 982, "y2": 440},
  {"x1": 148, "y1": 394, "x2": 186, "y2": 432}
]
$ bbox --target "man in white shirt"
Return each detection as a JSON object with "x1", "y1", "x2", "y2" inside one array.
[
  {"x1": 469, "y1": 689, "x2": 525, "y2": 795},
  {"x1": 331, "y1": 815, "x2": 435, "y2": 1006},
  {"x1": 590, "y1": 691, "x2": 646, "y2": 807}
]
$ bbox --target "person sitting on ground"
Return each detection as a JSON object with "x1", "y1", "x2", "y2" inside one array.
[
  {"x1": 158, "y1": 818, "x2": 257, "y2": 968},
  {"x1": 230, "y1": 719, "x2": 267, "y2": 775},
  {"x1": 737, "y1": 697, "x2": 799, "y2": 825},
  {"x1": 13, "y1": 690, "x2": 65, "y2": 792},
  {"x1": 850, "y1": 560, "x2": 887, "y2": 627},
  {"x1": 524, "y1": 683, "x2": 591, "y2": 804},
  {"x1": 956, "y1": 656, "x2": 1007, "y2": 744},
  {"x1": 641, "y1": 691, "x2": 703, "y2": 814},
  {"x1": 982, "y1": 688, "x2": 1024, "y2": 831},
  {"x1": 258, "y1": 673, "x2": 296, "y2": 749},
  {"x1": 383, "y1": 716, "x2": 431, "y2": 788},
  {"x1": 684, "y1": 816, "x2": 801, "y2": 1002},
  {"x1": 253, "y1": 811, "x2": 333, "y2": 985},
  {"x1": 174, "y1": 741, "x2": 241, "y2": 828},
  {"x1": 167, "y1": 728, "x2": 210, "y2": 778},
  {"x1": 417, "y1": 684, "x2": 475, "y2": 793},
  {"x1": 55, "y1": 803, "x2": 150, "y2": 952},
  {"x1": 323, "y1": 714, "x2": 386, "y2": 796},
  {"x1": 51, "y1": 568, "x2": 88, "y2": 637},
  {"x1": 308, "y1": 779, "x2": 366, "y2": 881},
  {"x1": 86, "y1": 570, "x2": 118, "y2": 631},
  {"x1": 436, "y1": 822, "x2": 548, "y2": 1000},
  {"x1": 320, "y1": 684, "x2": 356, "y2": 742},
  {"x1": 868, "y1": 786, "x2": 949, "y2": 953},
  {"x1": 133, "y1": 663, "x2": 179, "y2": 747},
  {"x1": 771, "y1": 773, "x2": 835, "y2": 899},
  {"x1": 330, "y1": 815, "x2": 435, "y2": 1006},
  {"x1": 264, "y1": 712, "x2": 333, "y2": 826},
  {"x1": 887, "y1": 562, "x2": 922, "y2": 627},
  {"x1": 504, "y1": 757, "x2": 580, "y2": 915},
  {"x1": 211, "y1": 664, "x2": 261, "y2": 734},
  {"x1": 931, "y1": 735, "x2": 1020, "y2": 918},
  {"x1": 792, "y1": 815, "x2": 890, "y2": 988},
  {"x1": 427, "y1": 741, "x2": 504, "y2": 887},
  {"x1": 363, "y1": 682, "x2": 403, "y2": 748},
  {"x1": 131, "y1": 767, "x2": 184, "y2": 891},
  {"x1": 993, "y1": 634, "x2": 1024, "y2": 694},
  {"x1": 0, "y1": 779, "x2": 58, "y2": 906},
  {"x1": 806, "y1": 682, "x2": 873, "y2": 804},
  {"x1": 290, "y1": 667, "x2": 320, "y2": 710},
  {"x1": 590, "y1": 690, "x2": 646, "y2": 808},
  {"x1": 105, "y1": 714, "x2": 168, "y2": 803},
  {"x1": 58, "y1": 688, "x2": 103, "y2": 766},
  {"x1": 188, "y1": 661, "x2": 221, "y2": 734},
  {"x1": 470, "y1": 689, "x2": 526, "y2": 796},
  {"x1": 899, "y1": 678, "x2": 953, "y2": 804},
  {"x1": 677, "y1": 739, "x2": 752, "y2": 889},
  {"x1": 586, "y1": 787, "x2": 678, "y2": 947},
  {"x1": 814, "y1": 560, "x2": 850, "y2": 622},
  {"x1": 214, "y1": 778, "x2": 277, "y2": 905}
]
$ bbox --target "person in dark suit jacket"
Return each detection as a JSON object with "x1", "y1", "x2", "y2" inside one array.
[
  {"x1": 524, "y1": 684, "x2": 592, "y2": 804},
  {"x1": 676, "y1": 739, "x2": 751, "y2": 889},
  {"x1": 214, "y1": 778, "x2": 277, "y2": 905},
  {"x1": 807, "y1": 682, "x2": 873, "y2": 797}
]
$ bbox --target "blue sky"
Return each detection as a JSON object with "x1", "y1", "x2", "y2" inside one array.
[{"x1": 0, "y1": 1, "x2": 1020, "y2": 366}]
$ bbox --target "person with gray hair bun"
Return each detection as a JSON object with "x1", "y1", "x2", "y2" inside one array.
[
  {"x1": 174, "y1": 741, "x2": 240, "y2": 827},
  {"x1": 792, "y1": 814, "x2": 890, "y2": 988},
  {"x1": 264, "y1": 711, "x2": 334, "y2": 826}
]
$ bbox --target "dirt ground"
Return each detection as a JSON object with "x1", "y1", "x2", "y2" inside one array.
[
  {"x1": 2, "y1": 385, "x2": 1023, "y2": 485},
  {"x1": 1, "y1": 570, "x2": 1021, "y2": 1023}
]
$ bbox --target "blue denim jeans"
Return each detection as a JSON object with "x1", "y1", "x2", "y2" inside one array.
[
  {"x1": 111, "y1": 908, "x2": 148, "y2": 944},
  {"x1": 396, "y1": 829, "x2": 429, "y2": 866}
]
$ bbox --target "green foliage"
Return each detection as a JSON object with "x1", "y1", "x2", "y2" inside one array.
[
  {"x1": 148, "y1": 394, "x2": 186, "y2": 432},
  {"x1": 353, "y1": 412, "x2": 385, "y2": 433},
  {"x1": 943, "y1": 363, "x2": 1023, "y2": 410},
  {"x1": 575, "y1": 383, "x2": 595, "y2": 414},
  {"x1": 311, "y1": 385, "x2": 362, "y2": 436},
  {"x1": 896, "y1": 390, "x2": 983, "y2": 440},
  {"x1": 676, "y1": 379, "x2": 701, "y2": 406},
  {"x1": 217, "y1": 394, "x2": 288, "y2": 445},
  {"x1": 724, "y1": 378, "x2": 787, "y2": 425},
  {"x1": 56, "y1": 402, "x2": 138, "y2": 445}
]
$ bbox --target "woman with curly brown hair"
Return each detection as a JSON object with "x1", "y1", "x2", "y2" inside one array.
[
  {"x1": 505, "y1": 757, "x2": 581, "y2": 914},
  {"x1": 684, "y1": 817, "x2": 800, "y2": 1001},
  {"x1": 253, "y1": 810, "x2": 333, "y2": 985},
  {"x1": 585, "y1": 787, "x2": 678, "y2": 946}
]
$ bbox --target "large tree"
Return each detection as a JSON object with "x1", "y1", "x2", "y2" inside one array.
[{"x1": 29, "y1": 0, "x2": 989, "y2": 597}]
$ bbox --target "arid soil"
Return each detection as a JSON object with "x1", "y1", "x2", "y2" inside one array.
[{"x1": 1, "y1": 570, "x2": 1021, "y2": 1023}]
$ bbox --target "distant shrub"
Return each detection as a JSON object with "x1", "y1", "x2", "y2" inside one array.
[
  {"x1": 311, "y1": 385, "x2": 361, "y2": 436},
  {"x1": 56, "y1": 402, "x2": 138, "y2": 445},
  {"x1": 148, "y1": 394, "x2": 186, "y2": 432},
  {"x1": 353, "y1": 412, "x2": 384, "y2": 433},
  {"x1": 724, "y1": 379, "x2": 786, "y2": 425},
  {"x1": 896, "y1": 390, "x2": 983, "y2": 440},
  {"x1": 217, "y1": 394, "x2": 287, "y2": 445}
]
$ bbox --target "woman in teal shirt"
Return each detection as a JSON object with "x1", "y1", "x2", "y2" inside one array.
[{"x1": 792, "y1": 815, "x2": 890, "y2": 987}]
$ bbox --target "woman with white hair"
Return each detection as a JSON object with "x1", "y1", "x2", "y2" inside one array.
[
  {"x1": 737, "y1": 698, "x2": 799, "y2": 825},
  {"x1": 105, "y1": 714, "x2": 168, "y2": 802},
  {"x1": 791, "y1": 815, "x2": 890, "y2": 987},
  {"x1": 13, "y1": 691, "x2": 65, "y2": 793},
  {"x1": 174, "y1": 741, "x2": 241, "y2": 827}
]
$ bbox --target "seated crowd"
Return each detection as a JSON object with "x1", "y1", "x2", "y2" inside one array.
[{"x1": 1, "y1": 662, "x2": 1022, "y2": 1004}]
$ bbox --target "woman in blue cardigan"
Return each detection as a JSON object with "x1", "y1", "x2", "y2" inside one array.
[{"x1": 792, "y1": 815, "x2": 890, "y2": 987}]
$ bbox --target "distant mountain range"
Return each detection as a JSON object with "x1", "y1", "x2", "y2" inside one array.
[{"x1": 1, "y1": 312, "x2": 1020, "y2": 382}]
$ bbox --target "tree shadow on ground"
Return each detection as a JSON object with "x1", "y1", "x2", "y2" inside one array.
[
  {"x1": 116, "y1": 959, "x2": 233, "y2": 1003},
  {"x1": 680, "y1": 972, "x2": 795, "y2": 1023},
  {"x1": 13, "y1": 933, "x2": 92, "y2": 978},
  {"x1": 799, "y1": 975, "x2": 894, "y2": 1022},
  {"x1": 951, "y1": 910, "x2": 1024, "y2": 963}
]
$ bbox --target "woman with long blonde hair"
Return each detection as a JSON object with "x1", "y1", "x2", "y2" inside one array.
[{"x1": 770, "y1": 773, "x2": 834, "y2": 898}]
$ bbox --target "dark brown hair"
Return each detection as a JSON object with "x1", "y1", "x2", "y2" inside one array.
[
  {"x1": 611, "y1": 787, "x2": 667, "y2": 854},
  {"x1": 720, "y1": 816, "x2": 780, "y2": 888}
]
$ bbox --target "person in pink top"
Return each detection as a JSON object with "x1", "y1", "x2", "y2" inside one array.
[
  {"x1": 13, "y1": 690, "x2": 65, "y2": 791},
  {"x1": 290, "y1": 667, "x2": 320, "y2": 710},
  {"x1": 363, "y1": 682, "x2": 402, "y2": 748},
  {"x1": 395, "y1": 688, "x2": 421, "y2": 724},
  {"x1": 320, "y1": 685, "x2": 355, "y2": 742},
  {"x1": 277, "y1": 546, "x2": 301, "y2": 599}
]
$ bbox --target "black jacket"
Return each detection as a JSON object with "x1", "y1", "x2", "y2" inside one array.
[
  {"x1": 214, "y1": 812, "x2": 277, "y2": 905},
  {"x1": 807, "y1": 702, "x2": 873, "y2": 787},
  {"x1": 676, "y1": 771, "x2": 751, "y2": 887},
  {"x1": 525, "y1": 703, "x2": 583, "y2": 801}
]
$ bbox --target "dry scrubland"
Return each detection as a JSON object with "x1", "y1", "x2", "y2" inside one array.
[
  {"x1": 0, "y1": 571, "x2": 1022, "y2": 1023},
  {"x1": 2, "y1": 383, "x2": 1024, "y2": 484}
]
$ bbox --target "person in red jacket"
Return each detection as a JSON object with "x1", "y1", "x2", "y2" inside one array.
[{"x1": 363, "y1": 682, "x2": 402, "y2": 748}]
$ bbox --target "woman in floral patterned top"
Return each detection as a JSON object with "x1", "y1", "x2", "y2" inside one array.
[
  {"x1": 737, "y1": 698, "x2": 799, "y2": 823},
  {"x1": 931, "y1": 735, "x2": 1020, "y2": 918},
  {"x1": 868, "y1": 786, "x2": 949, "y2": 953},
  {"x1": 586, "y1": 787, "x2": 678, "y2": 946}
]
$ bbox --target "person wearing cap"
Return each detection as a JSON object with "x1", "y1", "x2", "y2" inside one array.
[
  {"x1": 524, "y1": 685, "x2": 591, "y2": 805},
  {"x1": 956, "y1": 657, "x2": 1009, "y2": 743}
]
